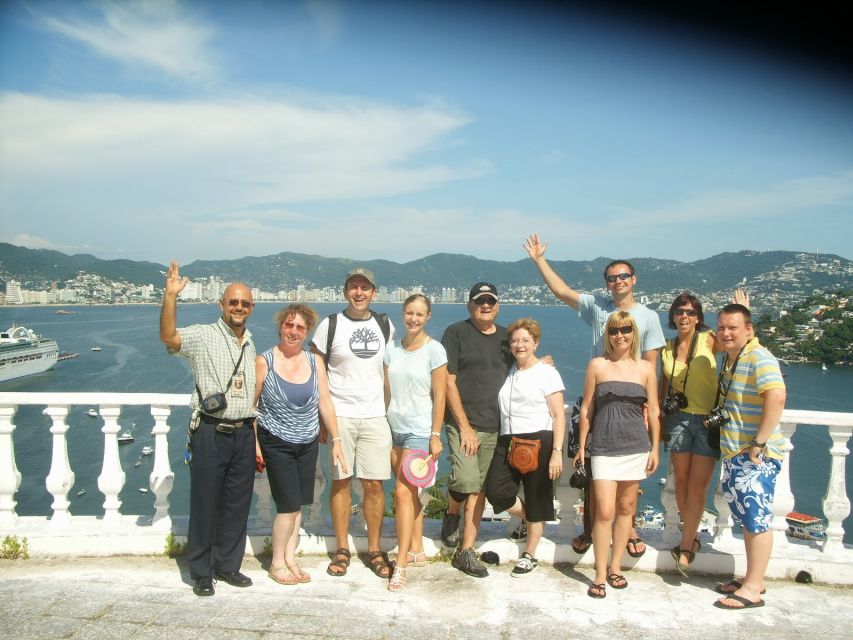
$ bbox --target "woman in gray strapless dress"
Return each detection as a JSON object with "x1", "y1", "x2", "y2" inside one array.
[{"x1": 574, "y1": 311, "x2": 660, "y2": 599}]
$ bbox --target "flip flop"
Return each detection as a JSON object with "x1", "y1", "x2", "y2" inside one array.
[
  {"x1": 268, "y1": 565, "x2": 299, "y2": 586},
  {"x1": 326, "y1": 547, "x2": 351, "y2": 577},
  {"x1": 626, "y1": 537, "x2": 646, "y2": 558},
  {"x1": 607, "y1": 572, "x2": 628, "y2": 589},
  {"x1": 714, "y1": 594, "x2": 765, "y2": 610},
  {"x1": 286, "y1": 563, "x2": 311, "y2": 583},
  {"x1": 571, "y1": 534, "x2": 591, "y2": 554},
  {"x1": 716, "y1": 580, "x2": 766, "y2": 595},
  {"x1": 587, "y1": 583, "x2": 606, "y2": 599}
]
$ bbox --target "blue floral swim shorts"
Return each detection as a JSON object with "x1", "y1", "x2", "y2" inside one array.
[{"x1": 721, "y1": 451, "x2": 782, "y2": 534}]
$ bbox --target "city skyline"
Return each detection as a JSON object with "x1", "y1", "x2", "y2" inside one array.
[{"x1": 1, "y1": 1, "x2": 852, "y2": 265}]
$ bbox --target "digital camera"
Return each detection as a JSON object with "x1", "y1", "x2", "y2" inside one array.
[
  {"x1": 201, "y1": 392, "x2": 227, "y2": 413},
  {"x1": 703, "y1": 408, "x2": 729, "y2": 430},
  {"x1": 662, "y1": 391, "x2": 688, "y2": 416}
]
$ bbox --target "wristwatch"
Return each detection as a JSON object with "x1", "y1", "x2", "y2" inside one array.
[{"x1": 749, "y1": 438, "x2": 766, "y2": 449}]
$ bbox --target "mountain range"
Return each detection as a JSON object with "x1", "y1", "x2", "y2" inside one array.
[{"x1": 0, "y1": 242, "x2": 850, "y2": 298}]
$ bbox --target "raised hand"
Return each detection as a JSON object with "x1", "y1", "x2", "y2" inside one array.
[
  {"x1": 523, "y1": 233, "x2": 548, "y2": 261},
  {"x1": 733, "y1": 288, "x2": 750, "y2": 309},
  {"x1": 164, "y1": 259, "x2": 189, "y2": 297}
]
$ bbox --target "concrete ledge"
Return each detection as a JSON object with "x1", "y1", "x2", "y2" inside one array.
[{"x1": 6, "y1": 515, "x2": 852, "y2": 585}]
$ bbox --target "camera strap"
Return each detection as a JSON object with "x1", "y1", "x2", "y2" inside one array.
[
  {"x1": 665, "y1": 331, "x2": 699, "y2": 397},
  {"x1": 194, "y1": 338, "x2": 248, "y2": 405},
  {"x1": 713, "y1": 345, "x2": 744, "y2": 411}
]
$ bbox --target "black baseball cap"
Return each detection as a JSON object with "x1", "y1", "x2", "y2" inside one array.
[{"x1": 469, "y1": 282, "x2": 498, "y2": 301}]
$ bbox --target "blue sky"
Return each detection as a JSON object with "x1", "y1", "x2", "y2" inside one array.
[{"x1": 1, "y1": 0, "x2": 851, "y2": 265}]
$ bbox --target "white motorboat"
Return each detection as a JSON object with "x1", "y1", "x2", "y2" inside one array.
[
  {"x1": 118, "y1": 431, "x2": 134, "y2": 444},
  {"x1": 141, "y1": 446, "x2": 154, "y2": 456}
]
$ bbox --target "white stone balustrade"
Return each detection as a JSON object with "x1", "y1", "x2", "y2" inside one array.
[{"x1": 0, "y1": 392, "x2": 851, "y2": 583}]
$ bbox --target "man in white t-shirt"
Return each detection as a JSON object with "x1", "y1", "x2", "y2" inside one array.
[
  {"x1": 311, "y1": 267, "x2": 396, "y2": 579},
  {"x1": 525, "y1": 234, "x2": 664, "y2": 558}
]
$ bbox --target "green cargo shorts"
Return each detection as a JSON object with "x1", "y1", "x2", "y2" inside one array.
[{"x1": 445, "y1": 424, "x2": 498, "y2": 495}]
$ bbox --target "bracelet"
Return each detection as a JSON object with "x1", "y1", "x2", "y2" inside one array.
[
  {"x1": 431, "y1": 432, "x2": 441, "y2": 437},
  {"x1": 749, "y1": 438, "x2": 766, "y2": 449},
  {"x1": 331, "y1": 437, "x2": 342, "y2": 442}
]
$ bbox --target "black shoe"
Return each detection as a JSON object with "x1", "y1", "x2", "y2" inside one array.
[
  {"x1": 193, "y1": 576, "x2": 215, "y2": 596},
  {"x1": 214, "y1": 571, "x2": 253, "y2": 587},
  {"x1": 452, "y1": 547, "x2": 489, "y2": 578},
  {"x1": 441, "y1": 511, "x2": 461, "y2": 547}
]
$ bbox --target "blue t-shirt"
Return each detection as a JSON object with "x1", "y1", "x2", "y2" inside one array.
[
  {"x1": 384, "y1": 338, "x2": 447, "y2": 436},
  {"x1": 578, "y1": 293, "x2": 665, "y2": 358}
]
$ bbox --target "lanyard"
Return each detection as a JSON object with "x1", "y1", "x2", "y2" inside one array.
[
  {"x1": 665, "y1": 331, "x2": 699, "y2": 397},
  {"x1": 713, "y1": 345, "x2": 744, "y2": 410}
]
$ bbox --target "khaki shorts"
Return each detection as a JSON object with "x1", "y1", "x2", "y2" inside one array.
[
  {"x1": 446, "y1": 424, "x2": 498, "y2": 495},
  {"x1": 331, "y1": 416, "x2": 392, "y2": 481}
]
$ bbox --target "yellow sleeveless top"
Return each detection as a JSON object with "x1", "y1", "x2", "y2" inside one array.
[{"x1": 660, "y1": 329, "x2": 717, "y2": 415}]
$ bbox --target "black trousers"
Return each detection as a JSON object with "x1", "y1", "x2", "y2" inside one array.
[{"x1": 187, "y1": 422, "x2": 256, "y2": 579}]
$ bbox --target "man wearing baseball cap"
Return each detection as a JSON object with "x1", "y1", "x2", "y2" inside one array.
[
  {"x1": 440, "y1": 282, "x2": 514, "y2": 577},
  {"x1": 311, "y1": 267, "x2": 396, "y2": 579}
]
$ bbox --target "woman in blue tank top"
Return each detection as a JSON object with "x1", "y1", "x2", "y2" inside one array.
[{"x1": 254, "y1": 304, "x2": 347, "y2": 586}]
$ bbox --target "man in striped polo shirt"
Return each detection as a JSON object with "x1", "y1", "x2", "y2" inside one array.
[{"x1": 714, "y1": 303, "x2": 786, "y2": 611}]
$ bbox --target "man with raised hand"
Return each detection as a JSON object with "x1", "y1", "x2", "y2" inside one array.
[
  {"x1": 311, "y1": 267, "x2": 396, "y2": 580},
  {"x1": 160, "y1": 260, "x2": 257, "y2": 597},
  {"x1": 524, "y1": 234, "x2": 665, "y2": 558},
  {"x1": 713, "y1": 303, "x2": 786, "y2": 610},
  {"x1": 440, "y1": 282, "x2": 515, "y2": 577}
]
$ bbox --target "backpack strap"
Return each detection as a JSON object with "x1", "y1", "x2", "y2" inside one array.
[
  {"x1": 370, "y1": 310, "x2": 391, "y2": 345},
  {"x1": 324, "y1": 310, "x2": 390, "y2": 360}
]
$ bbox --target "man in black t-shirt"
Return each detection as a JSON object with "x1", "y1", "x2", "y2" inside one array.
[{"x1": 440, "y1": 282, "x2": 514, "y2": 578}]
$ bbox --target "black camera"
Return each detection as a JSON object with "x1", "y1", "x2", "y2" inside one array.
[
  {"x1": 662, "y1": 392, "x2": 688, "y2": 416},
  {"x1": 703, "y1": 408, "x2": 729, "y2": 430},
  {"x1": 569, "y1": 460, "x2": 588, "y2": 489},
  {"x1": 201, "y1": 392, "x2": 227, "y2": 413}
]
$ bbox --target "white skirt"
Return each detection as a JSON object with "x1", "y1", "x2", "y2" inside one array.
[{"x1": 591, "y1": 452, "x2": 648, "y2": 481}]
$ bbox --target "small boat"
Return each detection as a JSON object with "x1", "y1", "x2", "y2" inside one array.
[
  {"x1": 821, "y1": 363, "x2": 828, "y2": 372},
  {"x1": 76, "y1": 489, "x2": 86, "y2": 496},
  {"x1": 54, "y1": 309, "x2": 78, "y2": 315},
  {"x1": 786, "y1": 512, "x2": 827, "y2": 541},
  {"x1": 141, "y1": 446, "x2": 154, "y2": 456},
  {"x1": 658, "y1": 477, "x2": 666, "y2": 486},
  {"x1": 138, "y1": 487, "x2": 149, "y2": 494},
  {"x1": 86, "y1": 409, "x2": 99, "y2": 418},
  {"x1": 118, "y1": 431, "x2": 134, "y2": 444},
  {"x1": 133, "y1": 458, "x2": 142, "y2": 467},
  {"x1": 634, "y1": 505, "x2": 664, "y2": 530},
  {"x1": 91, "y1": 346, "x2": 102, "y2": 352}
]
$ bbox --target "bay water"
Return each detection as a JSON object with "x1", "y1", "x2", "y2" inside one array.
[{"x1": 2, "y1": 303, "x2": 852, "y2": 542}]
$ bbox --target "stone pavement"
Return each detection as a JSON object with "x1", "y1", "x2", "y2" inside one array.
[{"x1": 1, "y1": 554, "x2": 851, "y2": 640}]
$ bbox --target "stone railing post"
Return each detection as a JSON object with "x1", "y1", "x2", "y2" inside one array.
[
  {"x1": 97, "y1": 405, "x2": 125, "y2": 527},
  {"x1": 0, "y1": 405, "x2": 21, "y2": 527},
  {"x1": 771, "y1": 421, "x2": 797, "y2": 549},
  {"x1": 150, "y1": 405, "x2": 175, "y2": 530},
  {"x1": 712, "y1": 465, "x2": 735, "y2": 544},
  {"x1": 305, "y1": 454, "x2": 326, "y2": 530},
  {"x1": 660, "y1": 460, "x2": 681, "y2": 547},
  {"x1": 554, "y1": 462, "x2": 579, "y2": 540},
  {"x1": 822, "y1": 424, "x2": 852, "y2": 556},
  {"x1": 43, "y1": 405, "x2": 74, "y2": 528},
  {"x1": 253, "y1": 467, "x2": 273, "y2": 532}
]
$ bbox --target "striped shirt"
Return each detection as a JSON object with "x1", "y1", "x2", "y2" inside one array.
[
  {"x1": 720, "y1": 338, "x2": 786, "y2": 461},
  {"x1": 173, "y1": 318, "x2": 256, "y2": 420},
  {"x1": 256, "y1": 348, "x2": 319, "y2": 444}
]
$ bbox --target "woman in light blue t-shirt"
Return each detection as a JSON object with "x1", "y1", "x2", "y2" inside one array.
[{"x1": 383, "y1": 294, "x2": 447, "y2": 592}]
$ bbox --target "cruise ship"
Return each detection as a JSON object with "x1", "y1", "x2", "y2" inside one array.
[{"x1": 0, "y1": 325, "x2": 59, "y2": 382}]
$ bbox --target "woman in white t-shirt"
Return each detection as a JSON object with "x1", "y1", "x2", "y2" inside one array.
[
  {"x1": 383, "y1": 294, "x2": 447, "y2": 591},
  {"x1": 485, "y1": 317, "x2": 566, "y2": 577}
]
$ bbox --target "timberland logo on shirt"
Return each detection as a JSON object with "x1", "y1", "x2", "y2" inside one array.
[{"x1": 349, "y1": 327, "x2": 381, "y2": 359}]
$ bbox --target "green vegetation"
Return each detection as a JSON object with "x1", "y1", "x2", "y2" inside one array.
[
  {"x1": 385, "y1": 474, "x2": 449, "y2": 520},
  {"x1": 163, "y1": 532, "x2": 188, "y2": 558},
  {"x1": 756, "y1": 290, "x2": 852, "y2": 365},
  {"x1": 1, "y1": 535, "x2": 30, "y2": 560}
]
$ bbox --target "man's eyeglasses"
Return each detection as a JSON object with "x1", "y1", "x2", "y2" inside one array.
[
  {"x1": 283, "y1": 321, "x2": 308, "y2": 335},
  {"x1": 673, "y1": 308, "x2": 699, "y2": 317},
  {"x1": 226, "y1": 299, "x2": 253, "y2": 309},
  {"x1": 605, "y1": 273, "x2": 633, "y2": 283},
  {"x1": 607, "y1": 325, "x2": 634, "y2": 336},
  {"x1": 474, "y1": 297, "x2": 497, "y2": 306}
]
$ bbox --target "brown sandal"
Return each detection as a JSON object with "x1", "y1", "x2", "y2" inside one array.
[
  {"x1": 366, "y1": 550, "x2": 391, "y2": 578},
  {"x1": 326, "y1": 548, "x2": 351, "y2": 577}
]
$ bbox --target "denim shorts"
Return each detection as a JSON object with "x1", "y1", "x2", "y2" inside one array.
[
  {"x1": 722, "y1": 451, "x2": 782, "y2": 534},
  {"x1": 391, "y1": 430, "x2": 430, "y2": 452},
  {"x1": 664, "y1": 411, "x2": 719, "y2": 459}
]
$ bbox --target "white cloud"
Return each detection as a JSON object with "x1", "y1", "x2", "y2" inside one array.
[
  {"x1": 0, "y1": 233, "x2": 90, "y2": 254},
  {"x1": 31, "y1": 0, "x2": 217, "y2": 83}
]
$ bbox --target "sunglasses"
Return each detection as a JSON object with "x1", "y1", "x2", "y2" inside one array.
[
  {"x1": 474, "y1": 297, "x2": 497, "y2": 306},
  {"x1": 605, "y1": 272, "x2": 633, "y2": 283},
  {"x1": 283, "y1": 321, "x2": 307, "y2": 335},
  {"x1": 607, "y1": 325, "x2": 634, "y2": 336},
  {"x1": 673, "y1": 308, "x2": 699, "y2": 317},
  {"x1": 226, "y1": 299, "x2": 253, "y2": 309}
]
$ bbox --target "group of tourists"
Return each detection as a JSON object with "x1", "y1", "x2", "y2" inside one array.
[{"x1": 160, "y1": 232, "x2": 786, "y2": 611}]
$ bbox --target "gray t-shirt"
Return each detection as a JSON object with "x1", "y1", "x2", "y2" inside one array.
[{"x1": 578, "y1": 293, "x2": 665, "y2": 358}]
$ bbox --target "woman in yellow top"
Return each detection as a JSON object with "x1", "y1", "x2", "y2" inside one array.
[{"x1": 660, "y1": 290, "x2": 746, "y2": 577}]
